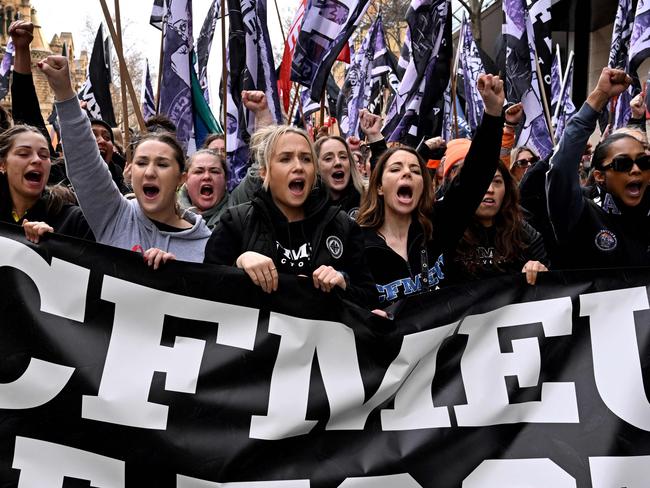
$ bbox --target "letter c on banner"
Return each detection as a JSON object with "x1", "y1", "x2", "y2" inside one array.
[{"x1": 0, "y1": 237, "x2": 89, "y2": 409}]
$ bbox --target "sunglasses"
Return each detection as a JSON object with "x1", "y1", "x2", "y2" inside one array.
[
  {"x1": 602, "y1": 155, "x2": 650, "y2": 172},
  {"x1": 513, "y1": 156, "x2": 538, "y2": 168}
]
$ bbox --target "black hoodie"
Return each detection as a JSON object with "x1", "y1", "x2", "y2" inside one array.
[
  {"x1": 204, "y1": 186, "x2": 377, "y2": 307},
  {"x1": 0, "y1": 174, "x2": 94, "y2": 241}
]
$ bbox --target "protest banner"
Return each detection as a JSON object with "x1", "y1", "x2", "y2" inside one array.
[{"x1": 0, "y1": 223, "x2": 649, "y2": 486}]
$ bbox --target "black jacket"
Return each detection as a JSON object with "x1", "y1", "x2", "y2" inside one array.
[
  {"x1": 362, "y1": 112, "x2": 505, "y2": 305},
  {"x1": 205, "y1": 187, "x2": 376, "y2": 307},
  {"x1": 547, "y1": 102, "x2": 650, "y2": 268},
  {"x1": 0, "y1": 176, "x2": 94, "y2": 241},
  {"x1": 447, "y1": 220, "x2": 548, "y2": 284}
]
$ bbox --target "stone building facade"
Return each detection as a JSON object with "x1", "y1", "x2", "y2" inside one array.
[{"x1": 0, "y1": 0, "x2": 87, "y2": 122}]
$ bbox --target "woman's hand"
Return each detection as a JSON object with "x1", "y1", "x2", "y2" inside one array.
[
  {"x1": 312, "y1": 265, "x2": 347, "y2": 292},
  {"x1": 505, "y1": 102, "x2": 524, "y2": 127},
  {"x1": 22, "y1": 220, "x2": 53, "y2": 243},
  {"x1": 477, "y1": 74, "x2": 505, "y2": 117},
  {"x1": 37, "y1": 55, "x2": 76, "y2": 101},
  {"x1": 9, "y1": 20, "x2": 34, "y2": 49},
  {"x1": 143, "y1": 248, "x2": 176, "y2": 270},
  {"x1": 521, "y1": 260, "x2": 548, "y2": 285},
  {"x1": 630, "y1": 92, "x2": 647, "y2": 119},
  {"x1": 359, "y1": 109, "x2": 384, "y2": 143},
  {"x1": 236, "y1": 251, "x2": 278, "y2": 293}
]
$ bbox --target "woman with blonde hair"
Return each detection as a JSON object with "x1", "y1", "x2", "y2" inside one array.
[{"x1": 204, "y1": 125, "x2": 375, "y2": 306}]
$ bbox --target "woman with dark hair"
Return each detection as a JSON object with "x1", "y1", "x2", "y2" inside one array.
[
  {"x1": 547, "y1": 67, "x2": 650, "y2": 268},
  {"x1": 0, "y1": 124, "x2": 92, "y2": 242},
  {"x1": 449, "y1": 162, "x2": 548, "y2": 285},
  {"x1": 40, "y1": 55, "x2": 211, "y2": 267},
  {"x1": 314, "y1": 135, "x2": 365, "y2": 219},
  {"x1": 204, "y1": 125, "x2": 375, "y2": 306},
  {"x1": 356, "y1": 74, "x2": 506, "y2": 306}
]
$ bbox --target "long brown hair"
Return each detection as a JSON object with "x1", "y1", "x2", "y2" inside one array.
[
  {"x1": 357, "y1": 147, "x2": 433, "y2": 239},
  {"x1": 314, "y1": 135, "x2": 365, "y2": 196},
  {"x1": 455, "y1": 162, "x2": 528, "y2": 275}
]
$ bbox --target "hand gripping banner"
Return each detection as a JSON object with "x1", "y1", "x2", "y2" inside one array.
[{"x1": 1, "y1": 222, "x2": 650, "y2": 487}]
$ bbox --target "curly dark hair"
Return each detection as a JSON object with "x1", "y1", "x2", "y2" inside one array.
[{"x1": 454, "y1": 162, "x2": 528, "y2": 276}]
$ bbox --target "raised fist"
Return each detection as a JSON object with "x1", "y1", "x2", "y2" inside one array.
[{"x1": 477, "y1": 74, "x2": 505, "y2": 117}]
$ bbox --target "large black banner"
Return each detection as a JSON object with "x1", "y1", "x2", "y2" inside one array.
[{"x1": 1, "y1": 222, "x2": 650, "y2": 487}]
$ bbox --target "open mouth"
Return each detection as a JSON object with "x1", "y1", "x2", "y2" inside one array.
[
  {"x1": 24, "y1": 171, "x2": 43, "y2": 183},
  {"x1": 396, "y1": 185, "x2": 413, "y2": 203},
  {"x1": 482, "y1": 197, "x2": 496, "y2": 205},
  {"x1": 332, "y1": 170, "x2": 346, "y2": 183},
  {"x1": 200, "y1": 184, "x2": 214, "y2": 196},
  {"x1": 143, "y1": 184, "x2": 160, "y2": 198},
  {"x1": 625, "y1": 181, "x2": 643, "y2": 198},
  {"x1": 288, "y1": 178, "x2": 306, "y2": 194}
]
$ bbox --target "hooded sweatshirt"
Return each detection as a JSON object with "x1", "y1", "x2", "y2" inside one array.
[
  {"x1": 178, "y1": 185, "x2": 230, "y2": 230},
  {"x1": 546, "y1": 102, "x2": 650, "y2": 268},
  {"x1": 56, "y1": 96, "x2": 211, "y2": 262}
]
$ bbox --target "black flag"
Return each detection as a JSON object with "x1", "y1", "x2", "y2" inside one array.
[{"x1": 78, "y1": 25, "x2": 116, "y2": 127}]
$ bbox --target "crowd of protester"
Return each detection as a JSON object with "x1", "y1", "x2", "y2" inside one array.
[{"x1": 4, "y1": 20, "x2": 650, "y2": 315}]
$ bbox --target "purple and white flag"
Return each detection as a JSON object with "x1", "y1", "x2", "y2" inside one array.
[
  {"x1": 225, "y1": 0, "x2": 283, "y2": 189},
  {"x1": 457, "y1": 14, "x2": 484, "y2": 134},
  {"x1": 367, "y1": 34, "x2": 399, "y2": 116},
  {"x1": 609, "y1": 0, "x2": 634, "y2": 70},
  {"x1": 517, "y1": 9, "x2": 553, "y2": 160},
  {"x1": 142, "y1": 59, "x2": 156, "y2": 121},
  {"x1": 528, "y1": 0, "x2": 553, "y2": 103},
  {"x1": 337, "y1": 15, "x2": 384, "y2": 138},
  {"x1": 150, "y1": 0, "x2": 167, "y2": 30},
  {"x1": 553, "y1": 52, "x2": 576, "y2": 141},
  {"x1": 196, "y1": 0, "x2": 220, "y2": 104},
  {"x1": 382, "y1": 0, "x2": 452, "y2": 145},
  {"x1": 158, "y1": 0, "x2": 194, "y2": 150},
  {"x1": 604, "y1": 0, "x2": 635, "y2": 129},
  {"x1": 629, "y1": 0, "x2": 650, "y2": 78},
  {"x1": 0, "y1": 39, "x2": 14, "y2": 101},
  {"x1": 502, "y1": 0, "x2": 529, "y2": 103},
  {"x1": 442, "y1": 80, "x2": 472, "y2": 141},
  {"x1": 550, "y1": 45, "x2": 561, "y2": 118},
  {"x1": 291, "y1": 0, "x2": 370, "y2": 102}
]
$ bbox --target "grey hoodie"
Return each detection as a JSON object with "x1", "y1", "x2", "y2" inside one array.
[{"x1": 56, "y1": 97, "x2": 211, "y2": 262}]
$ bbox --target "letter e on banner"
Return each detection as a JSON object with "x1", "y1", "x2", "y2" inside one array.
[
  {"x1": 455, "y1": 297, "x2": 579, "y2": 426},
  {"x1": 13, "y1": 436, "x2": 125, "y2": 487}
]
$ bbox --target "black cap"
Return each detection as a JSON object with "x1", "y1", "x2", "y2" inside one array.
[{"x1": 89, "y1": 118, "x2": 115, "y2": 144}]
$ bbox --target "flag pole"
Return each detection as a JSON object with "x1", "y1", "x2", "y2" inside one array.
[
  {"x1": 450, "y1": 20, "x2": 464, "y2": 139},
  {"x1": 98, "y1": 0, "x2": 146, "y2": 131},
  {"x1": 113, "y1": 0, "x2": 131, "y2": 165},
  {"x1": 156, "y1": 25, "x2": 164, "y2": 113},
  {"x1": 273, "y1": 0, "x2": 304, "y2": 125},
  {"x1": 534, "y1": 49, "x2": 555, "y2": 144},
  {"x1": 553, "y1": 50, "x2": 574, "y2": 123},
  {"x1": 221, "y1": 0, "x2": 228, "y2": 150},
  {"x1": 319, "y1": 90, "x2": 326, "y2": 128}
]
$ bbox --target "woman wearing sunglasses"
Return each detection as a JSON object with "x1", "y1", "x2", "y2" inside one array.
[
  {"x1": 547, "y1": 67, "x2": 650, "y2": 268},
  {"x1": 510, "y1": 146, "x2": 538, "y2": 184}
]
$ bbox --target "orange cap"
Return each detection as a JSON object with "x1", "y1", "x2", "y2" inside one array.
[
  {"x1": 426, "y1": 159, "x2": 441, "y2": 169},
  {"x1": 443, "y1": 138, "x2": 472, "y2": 178}
]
